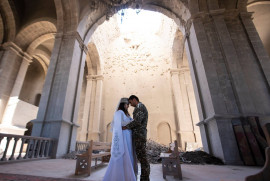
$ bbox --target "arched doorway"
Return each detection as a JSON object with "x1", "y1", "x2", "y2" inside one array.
[
  {"x1": 29, "y1": 1, "x2": 270, "y2": 165},
  {"x1": 157, "y1": 122, "x2": 172, "y2": 145}
]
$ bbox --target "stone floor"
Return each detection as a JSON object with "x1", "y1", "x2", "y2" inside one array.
[{"x1": 0, "y1": 159, "x2": 262, "y2": 181}]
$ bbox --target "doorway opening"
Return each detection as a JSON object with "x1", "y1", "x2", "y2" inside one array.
[{"x1": 77, "y1": 8, "x2": 202, "y2": 150}]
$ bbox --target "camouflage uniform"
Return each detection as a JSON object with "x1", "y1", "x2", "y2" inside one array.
[{"x1": 126, "y1": 102, "x2": 150, "y2": 181}]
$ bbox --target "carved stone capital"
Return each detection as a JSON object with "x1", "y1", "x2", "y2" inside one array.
[
  {"x1": 60, "y1": 31, "x2": 88, "y2": 54},
  {"x1": 75, "y1": 32, "x2": 88, "y2": 54},
  {"x1": 209, "y1": 9, "x2": 226, "y2": 16},
  {"x1": 23, "y1": 53, "x2": 33, "y2": 64},
  {"x1": 86, "y1": 75, "x2": 93, "y2": 80},
  {"x1": 240, "y1": 12, "x2": 253, "y2": 20},
  {"x1": 189, "y1": 9, "x2": 242, "y2": 24},
  {"x1": 184, "y1": 19, "x2": 192, "y2": 38},
  {"x1": 2, "y1": 42, "x2": 24, "y2": 57},
  {"x1": 170, "y1": 68, "x2": 181, "y2": 75},
  {"x1": 90, "y1": 74, "x2": 104, "y2": 80},
  {"x1": 170, "y1": 67, "x2": 189, "y2": 75}
]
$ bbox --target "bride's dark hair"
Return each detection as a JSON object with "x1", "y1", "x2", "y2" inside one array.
[{"x1": 118, "y1": 103, "x2": 130, "y2": 116}]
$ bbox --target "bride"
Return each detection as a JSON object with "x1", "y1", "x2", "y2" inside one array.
[{"x1": 103, "y1": 98, "x2": 137, "y2": 181}]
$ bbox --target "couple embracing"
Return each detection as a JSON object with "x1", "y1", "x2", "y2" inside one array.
[{"x1": 103, "y1": 95, "x2": 150, "y2": 181}]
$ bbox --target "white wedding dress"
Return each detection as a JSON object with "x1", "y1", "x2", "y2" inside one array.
[{"x1": 102, "y1": 110, "x2": 137, "y2": 181}]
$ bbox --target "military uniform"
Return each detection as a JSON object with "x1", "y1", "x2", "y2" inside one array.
[{"x1": 126, "y1": 102, "x2": 150, "y2": 181}]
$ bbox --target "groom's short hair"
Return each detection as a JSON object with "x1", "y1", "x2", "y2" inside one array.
[{"x1": 129, "y1": 95, "x2": 139, "y2": 102}]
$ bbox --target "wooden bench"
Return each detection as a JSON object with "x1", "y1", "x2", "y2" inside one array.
[
  {"x1": 75, "y1": 140, "x2": 111, "y2": 176},
  {"x1": 245, "y1": 147, "x2": 270, "y2": 181},
  {"x1": 262, "y1": 123, "x2": 270, "y2": 146},
  {"x1": 245, "y1": 123, "x2": 270, "y2": 181},
  {"x1": 160, "y1": 140, "x2": 182, "y2": 180}
]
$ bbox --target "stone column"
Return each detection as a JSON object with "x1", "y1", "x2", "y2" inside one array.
[
  {"x1": 170, "y1": 68, "x2": 195, "y2": 149},
  {"x1": 187, "y1": 7, "x2": 270, "y2": 164},
  {"x1": 0, "y1": 54, "x2": 32, "y2": 134},
  {"x1": 78, "y1": 75, "x2": 93, "y2": 141},
  {"x1": 31, "y1": 32, "x2": 87, "y2": 157},
  {"x1": 89, "y1": 75, "x2": 103, "y2": 141},
  {"x1": 184, "y1": 69, "x2": 202, "y2": 146},
  {"x1": 179, "y1": 68, "x2": 196, "y2": 145},
  {"x1": 212, "y1": 10, "x2": 256, "y2": 114},
  {"x1": 185, "y1": 12, "x2": 243, "y2": 164},
  {"x1": 0, "y1": 42, "x2": 24, "y2": 124}
]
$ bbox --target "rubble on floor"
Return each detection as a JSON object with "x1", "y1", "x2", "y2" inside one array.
[
  {"x1": 180, "y1": 151, "x2": 224, "y2": 165},
  {"x1": 63, "y1": 140, "x2": 224, "y2": 165},
  {"x1": 146, "y1": 139, "x2": 170, "y2": 163},
  {"x1": 146, "y1": 139, "x2": 224, "y2": 165}
]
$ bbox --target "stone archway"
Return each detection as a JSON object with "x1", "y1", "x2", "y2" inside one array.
[
  {"x1": 30, "y1": 0, "x2": 193, "y2": 157},
  {"x1": 0, "y1": 0, "x2": 16, "y2": 43},
  {"x1": 29, "y1": 0, "x2": 270, "y2": 165},
  {"x1": 78, "y1": 7, "x2": 203, "y2": 151},
  {"x1": 79, "y1": 0, "x2": 270, "y2": 165},
  {"x1": 78, "y1": 1, "x2": 193, "y2": 146}
]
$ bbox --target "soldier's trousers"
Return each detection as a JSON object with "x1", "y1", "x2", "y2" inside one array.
[{"x1": 134, "y1": 139, "x2": 150, "y2": 181}]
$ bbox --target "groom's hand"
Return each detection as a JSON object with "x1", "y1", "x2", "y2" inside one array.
[{"x1": 122, "y1": 126, "x2": 127, "y2": 130}]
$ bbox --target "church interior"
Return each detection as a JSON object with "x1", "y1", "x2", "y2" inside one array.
[{"x1": 0, "y1": 0, "x2": 270, "y2": 179}]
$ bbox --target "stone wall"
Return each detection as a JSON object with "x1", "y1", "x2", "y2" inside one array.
[
  {"x1": 78, "y1": 10, "x2": 201, "y2": 148},
  {"x1": 12, "y1": 100, "x2": 38, "y2": 129},
  {"x1": 19, "y1": 59, "x2": 45, "y2": 106}
]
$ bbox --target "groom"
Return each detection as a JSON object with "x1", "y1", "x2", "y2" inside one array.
[{"x1": 122, "y1": 95, "x2": 150, "y2": 181}]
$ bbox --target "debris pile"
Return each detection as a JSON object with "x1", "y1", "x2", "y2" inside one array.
[
  {"x1": 63, "y1": 140, "x2": 224, "y2": 165},
  {"x1": 146, "y1": 139, "x2": 170, "y2": 163},
  {"x1": 180, "y1": 151, "x2": 224, "y2": 165},
  {"x1": 145, "y1": 140, "x2": 224, "y2": 165}
]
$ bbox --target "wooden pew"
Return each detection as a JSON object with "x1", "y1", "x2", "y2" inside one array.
[
  {"x1": 262, "y1": 123, "x2": 270, "y2": 146},
  {"x1": 245, "y1": 123, "x2": 270, "y2": 181},
  {"x1": 75, "y1": 140, "x2": 111, "y2": 176},
  {"x1": 245, "y1": 147, "x2": 270, "y2": 181},
  {"x1": 160, "y1": 140, "x2": 182, "y2": 180}
]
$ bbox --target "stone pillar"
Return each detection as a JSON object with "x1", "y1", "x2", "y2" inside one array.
[
  {"x1": 0, "y1": 54, "x2": 32, "y2": 134},
  {"x1": 170, "y1": 68, "x2": 195, "y2": 149},
  {"x1": 212, "y1": 10, "x2": 256, "y2": 114},
  {"x1": 89, "y1": 75, "x2": 103, "y2": 141},
  {"x1": 31, "y1": 32, "x2": 87, "y2": 157},
  {"x1": 78, "y1": 75, "x2": 93, "y2": 141},
  {"x1": 239, "y1": 12, "x2": 270, "y2": 124},
  {"x1": 188, "y1": 8, "x2": 270, "y2": 164},
  {"x1": 185, "y1": 12, "x2": 244, "y2": 164},
  {"x1": 179, "y1": 68, "x2": 197, "y2": 146},
  {"x1": 0, "y1": 42, "x2": 24, "y2": 124}
]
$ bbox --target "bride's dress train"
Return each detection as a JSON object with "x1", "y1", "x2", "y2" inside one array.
[{"x1": 102, "y1": 110, "x2": 137, "y2": 181}]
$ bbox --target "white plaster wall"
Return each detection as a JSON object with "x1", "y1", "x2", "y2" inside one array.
[
  {"x1": 19, "y1": 59, "x2": 45, "y2": 106},
  {"x1": 90, "y1": 16, "x2": 120, "y2": 73},
  {"x1": 101, "y1": 32, "x2": 176, "y2": 143},
  {"x1": 82, "y1": 10, "x2": 201, "y2": 147},
  {"x1": 248, "y1": 4, "x2": 270, "y2": 57},
  {"x1": 12, "y1": 100, "x2": 38, "y2": 128},
  {"x1": 90, "y1": 11, "x2": 179, "y2": 144}
]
